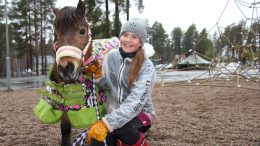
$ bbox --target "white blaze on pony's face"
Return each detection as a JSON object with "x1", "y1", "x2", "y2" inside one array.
[{"x1": 53, "y1": 0, "x2": 91, "y2": 81}]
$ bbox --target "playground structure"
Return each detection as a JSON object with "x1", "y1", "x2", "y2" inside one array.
[{"x1": 161, "y1": 0, "x2": 260, "y2": 88}]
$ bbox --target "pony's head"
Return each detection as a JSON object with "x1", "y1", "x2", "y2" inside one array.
[{"x1": 53, "y1": 0, "x2": 92, "y2": 82}]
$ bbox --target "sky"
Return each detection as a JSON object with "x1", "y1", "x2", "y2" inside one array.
[{"x1": 56, "y1": 0, "x2": 259, "y2": 35}]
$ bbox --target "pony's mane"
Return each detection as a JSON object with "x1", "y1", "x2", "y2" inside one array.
[{"x1": 54, "y1": 6, "x2": 86, "y2": 35}]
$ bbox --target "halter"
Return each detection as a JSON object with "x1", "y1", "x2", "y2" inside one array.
[{"x1": 53, "y1": 26, "x2": 94, "y2": 67}]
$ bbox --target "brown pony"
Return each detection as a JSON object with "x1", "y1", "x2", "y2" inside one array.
[
  {"x1": 53, "y1": 0, "x2": 92, "y2": 83},
  {"x1": 52, "y1": 0, "x2": 93, "y2": 145},
  {"x1": 34, "y1": 1, "x2": 118, "y2": 145}
]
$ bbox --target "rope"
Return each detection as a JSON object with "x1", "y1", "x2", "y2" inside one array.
[
  {"x1": 159, "y1": 78, "x2": 260, "y2": 91},
  {"x1": 234, "y1": 0, "x2": 248, "y2": 19},
  {"x1": 72, "y1": 130, "x2": 88, "y2": 146},
  {"x1": 72, "y1": 74, "x2": 104, "y2": 146},
  {"x1": 92, "y1": 74, "x2": 101, "y2": 120}
]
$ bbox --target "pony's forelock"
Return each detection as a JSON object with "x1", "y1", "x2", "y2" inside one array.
[{"x1": 54, "y1": 7, "x2": 86, "y2": 35}]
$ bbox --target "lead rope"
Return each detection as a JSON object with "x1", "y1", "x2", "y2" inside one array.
[
  {"x1": 72, "y1": 74, "x2": 107, "y2": 146},
  {"x1": 92, "y1": 74, "x2": 101, "y2": 120}
]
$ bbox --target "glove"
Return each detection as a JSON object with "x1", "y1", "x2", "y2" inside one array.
[
  {"x1": 85, "y1": 61, "x2": 102, "y2": 79},
  {"x1": 86, "y1": 120, "x2": 108, "y2": 144}
]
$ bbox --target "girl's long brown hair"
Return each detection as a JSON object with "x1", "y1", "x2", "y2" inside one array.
[{"x1": 128, "y1": 47, "x2": 145, "y2": 89}]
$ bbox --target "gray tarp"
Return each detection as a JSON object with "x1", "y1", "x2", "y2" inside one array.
[{"x1": 178, "y1": 53, "x2": 211, "y2": 65}]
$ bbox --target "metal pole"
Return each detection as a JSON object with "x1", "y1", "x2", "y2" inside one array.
[{"x1": 4, "y1": 0, "x2": 12, "y2": 91}]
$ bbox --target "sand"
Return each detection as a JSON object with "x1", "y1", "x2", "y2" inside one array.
[{"x1": 0, "y1": 78, "x2": 259, "y2": 146}]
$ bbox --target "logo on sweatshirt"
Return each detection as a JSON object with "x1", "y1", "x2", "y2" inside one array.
[{"x1": 134, "y1": 80, "x2": 151, "y2": 111}]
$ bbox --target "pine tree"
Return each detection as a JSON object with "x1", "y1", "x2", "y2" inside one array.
[
  {"x1": 9, "y1": 0, "x2": 55, "y2": 75},
  {"x1": 150, "y1": 21, "x2": 168, "y2": 63},
  {"x1": 171, "y1": 27, "x2": 183, "y2": 57}
]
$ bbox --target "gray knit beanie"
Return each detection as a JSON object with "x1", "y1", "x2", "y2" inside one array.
[{"x1": 120, "y1": 18, "x2": 147, "y2": 45}]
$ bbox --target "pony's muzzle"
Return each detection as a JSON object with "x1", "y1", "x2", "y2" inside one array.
[
  {"x1": 56, "y1": 46, "x2": 83, "y2": 64},
  {"x1": 56, "y1": 46, "x2": 83, "y2": 81}
]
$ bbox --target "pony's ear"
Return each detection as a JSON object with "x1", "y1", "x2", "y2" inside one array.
[
  {"x1": 53, "y1": 7, "x2": 59, "y2": 16},
  {"x1": 76, "y1": 0, "x2": 86, "y2": 17}
]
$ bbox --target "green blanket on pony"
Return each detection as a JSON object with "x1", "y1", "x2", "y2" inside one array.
[{"x1": 34, "y1": 37, "x2": 119, "y2": 128}]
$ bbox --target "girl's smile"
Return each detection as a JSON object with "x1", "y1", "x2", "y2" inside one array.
[{"x1": 120, "y1": 32, "x2": 142, "y2": 53}]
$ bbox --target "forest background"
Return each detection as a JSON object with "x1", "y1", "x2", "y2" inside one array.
[{"x1": 0, "y1": 0, "x2": 259, "y2": 77}]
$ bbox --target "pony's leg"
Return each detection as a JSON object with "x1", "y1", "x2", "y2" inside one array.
[{"x1": 61, "y1": 114, "x2": 71, "y2": 146}]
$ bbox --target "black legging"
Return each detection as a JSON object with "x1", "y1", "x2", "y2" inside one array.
[{"x1": 90, "y1": 113, "x2": 151, "y2": 146}]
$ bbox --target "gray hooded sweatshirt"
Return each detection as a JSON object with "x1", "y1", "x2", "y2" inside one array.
[{"x1": 97, "y1": 48, "x2": 156, "y2": 131}]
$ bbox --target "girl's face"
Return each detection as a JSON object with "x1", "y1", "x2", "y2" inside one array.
[{"x1": 120, "y1": 32, "x2": 141, "y2": 53}]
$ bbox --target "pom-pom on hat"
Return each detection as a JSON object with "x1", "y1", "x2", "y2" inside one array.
[{"x1": 120, "y1": 18, "x2": 147, "y2": 45}]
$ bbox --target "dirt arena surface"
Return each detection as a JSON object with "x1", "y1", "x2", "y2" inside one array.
[{"x1": 0, "y1": 79, "x2": 259, "y2": 146}]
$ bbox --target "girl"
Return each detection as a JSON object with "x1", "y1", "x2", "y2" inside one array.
[{"x1": 87, "y1": 18, "x2": 156, "y2": 146}]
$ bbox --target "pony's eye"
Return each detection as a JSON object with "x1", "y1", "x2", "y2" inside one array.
[{"x1": 80, "y1": 29, "x2": 86, "y2": 35}]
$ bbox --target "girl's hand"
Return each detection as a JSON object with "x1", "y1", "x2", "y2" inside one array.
[{"x1": 86, "y1": 120, "x2": 108, "y2": 144}]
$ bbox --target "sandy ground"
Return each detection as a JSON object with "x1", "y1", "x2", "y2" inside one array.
[{"x1": 0, "y1": 78, "x2": 259, "y2": 146}]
